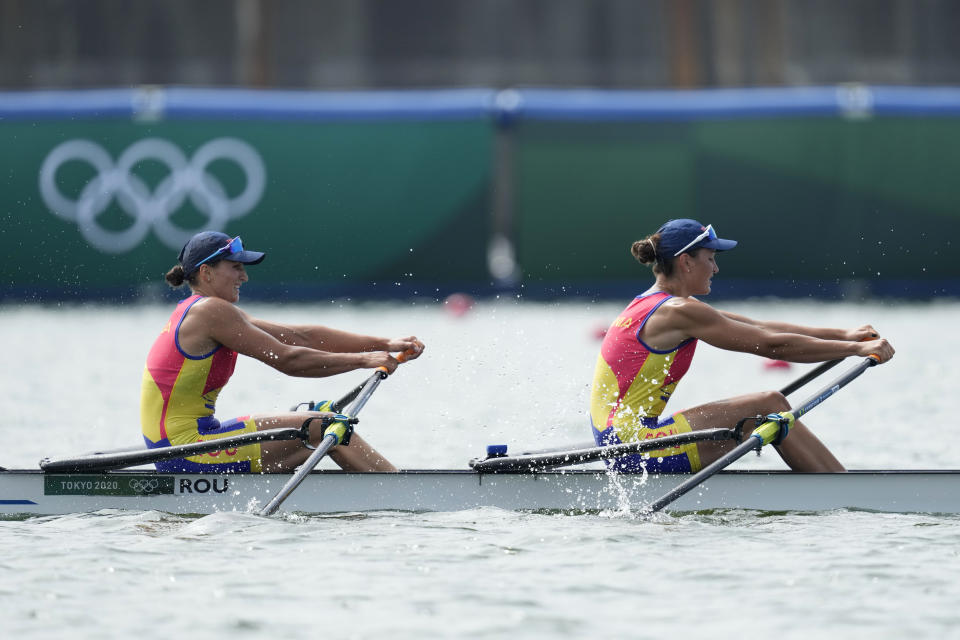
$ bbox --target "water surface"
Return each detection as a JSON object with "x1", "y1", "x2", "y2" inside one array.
[{"x1": 2, "y1": 299, "x2": 957, "y2": 638}]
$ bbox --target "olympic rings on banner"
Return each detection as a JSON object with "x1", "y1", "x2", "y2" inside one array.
[
  {"x1": 38, "y1": 138, "x2": 266, "y2": 253},
  {"x1": 128, "y1": 478, "x2": 161, "y2": 493}
]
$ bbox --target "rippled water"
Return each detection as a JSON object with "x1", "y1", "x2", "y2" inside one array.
[{"x1": 2, "y1": 299, "x2": 959, "y2": 638}]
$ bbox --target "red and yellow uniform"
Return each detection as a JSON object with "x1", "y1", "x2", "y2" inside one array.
[
  {"x1": 140, "y1": 294, "x2": 261, "y2": 472},
  {"x1": 589, "y1": 292, "x2": 702, "y2": 472}
]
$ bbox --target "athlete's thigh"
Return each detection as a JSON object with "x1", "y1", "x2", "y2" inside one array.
[
  {"x1": 680, "y1": 391, "x2": 787, "y2": 431},
  {"x1": 679, "y1": 391, "x2": 788, "y2": 468},
  {"x1": 255, "y1": 412, "x2": 332, "y2": 472}
]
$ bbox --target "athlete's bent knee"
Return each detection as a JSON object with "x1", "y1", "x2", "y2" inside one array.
[{"x1": 759, "y1": 390, "x2": 790, "y2": 412}]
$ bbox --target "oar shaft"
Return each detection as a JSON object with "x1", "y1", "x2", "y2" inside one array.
[
  {"x1": 40, "y1": 426, "x2": 308, "y2": 473},
  {"x1": 343, "y1": 372, "x2": 387, "y2": 415},
  {"x1": 472, "y1": 429, "x2": 735, "y2": 472},
  {"x1": 646, "y1": 356, "x2": 880, "y2": 513},
  {"x1": 779, "y1": 359, "x2": 842, "y2": 397},
  {"x1": 331, "y1": 383, "x2": 366, "y2": 413},
  {"x1": 258, "y1": 432, "x2": 339, "y2": 516},
  {"x1": 333, "y1": 352, "x2": 409, "y2": 412},
  {"x1": 645, "y1": 436, "x2": 762, "y2": 512},
  {"x1": 793, "y1": 356, "x2": 878, "y2": 421},
  {"x1": 517, "y1": 442, "x2": 597, "y2": 456},
  {"x1": 258, "y1": 367, "x2": 392, "y2": 517}
]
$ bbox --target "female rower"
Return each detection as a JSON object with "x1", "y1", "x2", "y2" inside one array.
[
  {"x1": 589, "y1": 219, "x2": 894, "y2": 473},
  {"x1": 140, "y1": 230, "x2": 424, "y2": 473}
]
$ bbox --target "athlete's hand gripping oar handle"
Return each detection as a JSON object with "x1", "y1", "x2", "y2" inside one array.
[
  {"x1": 258, "y1": 349, "x2": 415, "y2": 517},
  {"x1": 645, "y1": 356, "x2": 882, "y2": 514},
  {"x1": 382, "y1": 348, "x2": 413, "y2": 370}
]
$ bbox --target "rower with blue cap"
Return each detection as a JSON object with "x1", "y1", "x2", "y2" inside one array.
[
  {"x1": 588, "y1": 219, "x2": 894, "y2": 473},
  {"x1": 140, "y1": 230, "x2": 424, "y2": 473}
]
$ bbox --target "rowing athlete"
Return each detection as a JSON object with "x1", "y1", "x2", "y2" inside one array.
[
  {"x1": 590, "y1": 219, "x2": 894, "y2": 473},
  {"x1": 141, "y1": 231, "x2": 424, "y2": 473}
]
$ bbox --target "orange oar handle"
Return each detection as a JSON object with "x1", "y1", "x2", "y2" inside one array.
[{"x1": 376, "y1": 348, "x2": 416, "y2": 373}]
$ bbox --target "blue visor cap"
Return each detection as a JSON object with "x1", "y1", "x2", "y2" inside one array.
[
  {"x1": 179, "y1": 231, "x2": 266, "y2": 277},
  {"x1": 657, "y1": 219, "x2": 738, "y2": 257}
]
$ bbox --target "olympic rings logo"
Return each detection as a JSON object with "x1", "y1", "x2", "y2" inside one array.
[
  {"x1": 128, "y1": 478, "x2": 161, "y2": 493},
  {"x1": 38, "y1": 138, "x2": 266, "y2": 253}
]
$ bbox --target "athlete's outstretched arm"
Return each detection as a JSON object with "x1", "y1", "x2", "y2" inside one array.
[
  {"x1": 669, "y1": 300, "x2": 894, "y2": 363},
  {"x1": 248, "y1": 316, "x2": 424, "y2": 359},
  {"x1": 718, "y1": 310, "x2": 880, "y2": 342},
  {"x1": 188, "y1": 298, "x2": 401, "y2": 376}
]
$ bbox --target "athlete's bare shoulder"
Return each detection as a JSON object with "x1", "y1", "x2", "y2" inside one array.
[
  {"x1": 189, "y1": 296, "x2": 246, "y2": 321},
  {"x1": 651, "y1": 295, "x2": 725, "y2": 335},
  {"x1": 658, "y1": 294, "x2": 709, "y2": 316},
  {"x1": 179, "y1": 297, "x2": 250, "y2": 345}
]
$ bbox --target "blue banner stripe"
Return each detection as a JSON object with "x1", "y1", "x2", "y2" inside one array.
[{"x1": 3, "y1": 86, "x2": 960, "y2": 122}]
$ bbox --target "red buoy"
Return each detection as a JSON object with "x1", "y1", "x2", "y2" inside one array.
[
  {"x1": 763, "y1": 359, "x2": 792, "y2": 370},
  {"x1": 443, "y1": 293, "x2": 474, "y2": 317}
]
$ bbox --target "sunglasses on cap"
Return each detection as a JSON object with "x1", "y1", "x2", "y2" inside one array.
[
  {"x1": 673, "y1": 224, "x2": 718, "y2": 257},
  {"x1": 194, "y1": 236, "x2": 244, "y2": 270}
]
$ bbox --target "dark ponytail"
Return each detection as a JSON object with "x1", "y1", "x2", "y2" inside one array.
[
  {"x1": 631, "y1": 232, "x2": 675, "y2": 276},
  {"x1": 165, "y1": 264, "x2": 187, "y2": 288}
]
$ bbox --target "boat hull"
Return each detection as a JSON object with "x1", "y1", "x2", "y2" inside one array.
[{"x1": 2, "y1": 469, "x2": 958, "y2": 516}]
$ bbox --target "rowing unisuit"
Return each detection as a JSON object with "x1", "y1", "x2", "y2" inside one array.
[
  {"x1": 140, "y1": 294, "x2": 262, "y2": 471},
  {"x1": 589, "y1": 291, "x2": 702, "y2": 472}
]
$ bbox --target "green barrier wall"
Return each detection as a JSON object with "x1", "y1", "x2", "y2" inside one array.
[
  {"x1": 0, "y1": 118, "x2": 492, "y2": 299},
  {"x1": 514, "y1": 118, "x2": 959, "y2": 294},
  {"x1": 4, "y1": 87, "x2": 960, "y2": 301}
]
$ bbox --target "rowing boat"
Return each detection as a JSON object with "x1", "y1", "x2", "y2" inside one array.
[
  {"x1": 2, "y1": 468, "x2": 958, "y2": 516},
  {"x1": 3, "y1": 360, "x2": 938, "y2": 518}
]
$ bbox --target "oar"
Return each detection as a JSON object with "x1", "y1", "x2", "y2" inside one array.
[
  {"x1": 290, "y1": 377, "x2": 372, "y2": 413},
  {"x1": 778, "y1": 358, "x2": 842, "y2": 397},
  {"x1": 479, "y1": 358, "x2": 846, "y2": 470},
  {"x1": 645, "y1": 355, "x2": 881, "y2": 514},
  {"x1": 40, "y1": 426, "x2": 311, "y2": 473},
  {"x1": 470, "y1": 428, "x2": 736, "y2": 472},
  {"x1": 258, "y1": 353, "x2": 409, "y2": 517}
]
